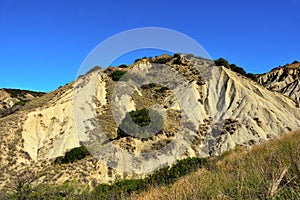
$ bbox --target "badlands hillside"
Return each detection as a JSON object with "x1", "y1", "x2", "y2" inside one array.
[
  {"x1": 258, "y1": 61, "x2": 300, "y2": 102},
  {"x1": 0, "y1": 54, "x2": 299, "y2": 196},
  {"x1": 0, "y1": 89, "x2": 45, "y2": 118}
]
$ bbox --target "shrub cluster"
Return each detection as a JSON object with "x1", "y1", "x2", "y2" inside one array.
[
  {"x1": 54, "y1": 146, "x2": 90, "y2": 164},
  {"x1": 111, "y1": 70, "x2": 127, "y2": 81},
  {"x1": 92, "y1": 157, "x2": 208, "y2": 199},
  {"x1": 214, "y1": 58, "x2": 258, "y2": 81},
  {"x1": 4, "y1": 88, "x2": 45, "y2": 98},
  {"x1": 152, "y1": 57, "x2": 171, "y2": 64},
  {"x1": 118, "y1": 64, "x2": 128, "y2": 68},
  {"x1": 117, "y1": 108, "x2": 164, "y2": 139}
]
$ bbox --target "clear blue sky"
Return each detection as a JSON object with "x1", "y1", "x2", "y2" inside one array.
[{"x1": 0, "y1": 0, "x2": 299, "y2": 92}]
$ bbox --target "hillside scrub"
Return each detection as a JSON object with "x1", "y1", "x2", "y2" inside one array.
[
  {"x1": 54, "y1": 146, "x2": 90, "y2": 164},
  {"x1": 214, "y1": 58, "x2": 258, "y2": 81},
  {"x1": 4, "y1": 157, "x2": 209, "y2": 199},
  {"x1": 3, "y1": 88, "x2": 45, "y2": 99},
  {"x1": 3, "y1": 130, "x2": 300, "y2": 199},
  {"x1": 137, "y1": 130, "x2": 300, "y2": 199}
]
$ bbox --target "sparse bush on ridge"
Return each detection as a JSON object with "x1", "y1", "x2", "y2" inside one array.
[
  {"x1": 118, "y1": 64, "x2": 128, "y2": 68},
  {"x1": 152, "y1": 57, "x2": 170, "y2": 64},
  {"x1": 4, "y1": 88, "x2": 45, "y2": 99},
  {"x1": 230, "y1": 63, "x2": 247, "y2": 76},
  {"x1": 246, "y1": 73, "x2": 258, "y2": 82},
  {"x1": 214, "y1": 58, "x2": 258, "y2": 81},
  {"x1": 214, "y1": 58, "x2": 230, "y2": 68},
  {"x1": 134, "y1": 57, "x2": 147, "y2": 63}
]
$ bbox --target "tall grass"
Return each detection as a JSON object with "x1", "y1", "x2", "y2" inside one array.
[{"x1": 137, "y1": 130, "x2": 300, "y2": 199}]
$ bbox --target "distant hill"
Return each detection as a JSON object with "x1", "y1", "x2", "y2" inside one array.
[
  {"x1": 0, "y1": 88, "x2": 45, "y2": 117},
  {"x1": 258, "y1": 61, "x2": 300, "y2": 102}
]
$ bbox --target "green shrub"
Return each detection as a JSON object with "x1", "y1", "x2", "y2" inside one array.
[
  {"x1": 215, "y1": 58, "x2": 258, "y2": 81},
  {"x1": 54, "y1": 146, "x2": 90, "y2": 164},
  {"x1": 129, "y1": 108, "x2": 152, "y2": 127},
  {"x1": 118, "y1": 64, "x2": 128, "y2": 68},
  {"x1": 92, "y1": 157, "x2": 208, "y2": 198},
  {"x1": 147, "y1": 157, "x2": 208, "y2": 186},
  {"x1": 214, "y1": 58, "x2": 230, "y2": 68},
  {"x1": 117, "y1": 108, "x2": 164, "y2": 139},
  {"x1": 134, "y1": 58, "x2": 141, "y2": 63},
  {"x1": 230, "y1": 64, "x2": 247, "y2": 76},
  {"x1": 111, "y1": 70, "x2": 127, "y2": 81},
  {"x1": 246, "y1": 73, "x2": 258, "y2": 82},
  {"x1": 153, "y1": 57, "x2": 170, "y2": 64}
]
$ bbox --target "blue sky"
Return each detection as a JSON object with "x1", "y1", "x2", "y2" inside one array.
[{"x1": 0, "y1": 0, "x2": 299, "y2": 92}]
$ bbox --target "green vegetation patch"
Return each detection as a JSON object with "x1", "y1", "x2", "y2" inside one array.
[
  {"x1": 4, "y1": 157, "x2": 208, "y2": 199},
  {"x1": 54, "y1": 146, "x2": 90, "y2": 164},
  {"x1": 214, "y1": 58, "x2": 258, "y2": 81},
  {"x1": 118, "y1": 64, "x2": 128, "y2": 68},
  {"x1": 4, "y1": 88, "x2": 45, "y2": 98},
  {"x1": 92, "y1": 157, "x2": 208, "y2": 199},
  {"x1": 117, "y1": 108, "x2": 164, "y2": 139},
  {"x1": 111, "y1": 70, "x2": 128, "y2": 81}
]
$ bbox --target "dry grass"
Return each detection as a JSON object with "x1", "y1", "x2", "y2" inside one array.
[
  {"x1": 2, "y1": 130, "x2": 299, "y2": 199},
  {"x1": 135, "y1": 130, "x2": 300, "y2": 200}
]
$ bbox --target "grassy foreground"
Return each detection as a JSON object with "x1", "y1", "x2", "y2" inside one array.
[
  {"x1": 2, "y1": 130, "x2": 300, "y2": 199},
  {"x1": 137, "y1": 130, "x2": 300, "y2": 199}
]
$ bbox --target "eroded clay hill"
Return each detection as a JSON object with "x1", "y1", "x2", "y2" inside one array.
[
  {"x1": 0, "y1": 54, "x2": 300, "y2": 191},
  {"x1": 258, "y1": 61, "x2": 300, "y2": 102},
  {"x1": 0, "y1": 89, "x2": 45, "y2": 117}
]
